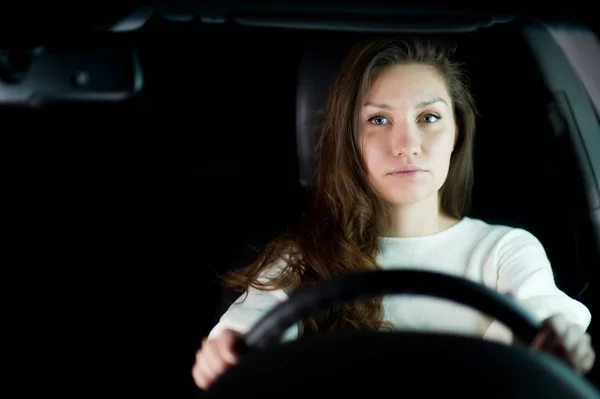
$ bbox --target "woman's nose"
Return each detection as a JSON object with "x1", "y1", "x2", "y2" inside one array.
[{"x1": 390, "y1": 122, "x2": 421, "y2": 156}]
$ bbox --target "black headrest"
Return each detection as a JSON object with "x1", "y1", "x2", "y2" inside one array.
[{"x1": 295, "y1": 39, "x2": 356, "y2": 187}]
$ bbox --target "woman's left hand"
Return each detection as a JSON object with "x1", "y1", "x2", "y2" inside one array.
[{"x1": 531, "y1": 314, "x2": 595, "y2": 375}]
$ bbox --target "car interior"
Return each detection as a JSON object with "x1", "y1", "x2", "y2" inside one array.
[
  {"x1": 2, "y1": 2, "x2": 598, "y2": 398},
  {"x1": 208, "y1": 21, "x2": 600, "y2": 397}
]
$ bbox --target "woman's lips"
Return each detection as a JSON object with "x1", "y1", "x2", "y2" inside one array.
[{"x1": 389, "y1": 166, "x2": 425, "y2": 178}]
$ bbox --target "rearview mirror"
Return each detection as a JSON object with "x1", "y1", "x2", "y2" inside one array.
[{"x1": 0, "y1": 44, "x2": 143, "y2": 105}]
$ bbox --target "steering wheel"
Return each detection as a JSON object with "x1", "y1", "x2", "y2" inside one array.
[{"x1": 205, "y1": 270, "x2": 600, "y2": 398}]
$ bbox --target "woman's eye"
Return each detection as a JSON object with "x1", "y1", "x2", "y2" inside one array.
[
  {"x1": 368, "y1": 116, "x2": 389, "y2": 125},
  {"x1": 420, "y1": 113, "x2": 441, "y2": 124}
]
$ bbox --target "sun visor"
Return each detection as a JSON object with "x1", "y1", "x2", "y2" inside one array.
[{"x1": 0, "y1": 43, "x2": 143, "y2": 106}]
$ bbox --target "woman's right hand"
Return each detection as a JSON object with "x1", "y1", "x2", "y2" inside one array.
[{"x1": 192, "y1": 328, "x2": 242, "y2": 390}]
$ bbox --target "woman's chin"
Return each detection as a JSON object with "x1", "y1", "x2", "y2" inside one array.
[{"x1": 381, "y1": 190, "x2": 436, "y2": 207}]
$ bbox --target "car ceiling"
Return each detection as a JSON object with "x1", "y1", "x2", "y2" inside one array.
[{"x1": 0, "y1": 1, "x2": 596, "y2": 37}]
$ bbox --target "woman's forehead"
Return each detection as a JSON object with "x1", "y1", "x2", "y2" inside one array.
[
  {"x1": 364, "y1": 65, "x2": 450, "y2": 109},
  {"x1": 369, "y1": 64, "x2": 446, "y2": 92}
]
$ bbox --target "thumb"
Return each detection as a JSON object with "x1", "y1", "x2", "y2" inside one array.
[{"x1": 218, "y1": 329, "x2": 248, "y2": 359}]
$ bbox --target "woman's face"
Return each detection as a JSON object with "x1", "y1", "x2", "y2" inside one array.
[{"x1": 359, "y1": 63, "x2": 456, "y2": 206}]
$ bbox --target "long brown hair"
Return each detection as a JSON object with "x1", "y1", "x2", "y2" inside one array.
[{"x1": 221, "y1": 37, "x2": 477, "y2": 333}]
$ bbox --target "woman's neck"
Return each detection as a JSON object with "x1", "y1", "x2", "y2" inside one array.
[{"x1": 382, "y1": 195, "x2": 458, "y2": 238}]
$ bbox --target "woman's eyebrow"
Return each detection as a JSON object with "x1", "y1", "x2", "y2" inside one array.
[
  {"x1": 415, "y1": 97, "x2": 447, "y2": 109},
  {"x1": 363, "y1": 96, "x2": 448, "y2": 110}
]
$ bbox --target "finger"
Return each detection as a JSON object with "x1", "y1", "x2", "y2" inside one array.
[
  {"x1": 192, "y1": 361, "x2": 209, "y2": 390},
  {"x1": 195, "y1": 339, "x2": 211, "y2": 375},
  {"x1": 562, "y1": 324, "x2": 584, "y2": 354},
  {"x1": 194, "y1": 342, "x2": 219, "y2": 385},
  {"x1": 547, "y1": 314, "x2": 569, "y2": 336},
  {"x1": 580, "y1": 347, "x2": 596, "y2": 375},
  {"x1": 571, "y1": 335, "x2": 594, "y2": 374},
  {"x1": 216, "y1": 330, "x2": 241, "y2": 364},
  {"x1": 201, "y1": 338, "x2": 230, "y2": 378},
  {"x1": 192, "y1": 367, "x2": 208, "y2": 389}
]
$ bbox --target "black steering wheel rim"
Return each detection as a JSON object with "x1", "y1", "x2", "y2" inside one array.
[
  {"x1": 243, "y1": 269, "x2": 541, "y2": 351},
  {"x1": 206, "y1": 270, "x2": 600, "y2": 398}
]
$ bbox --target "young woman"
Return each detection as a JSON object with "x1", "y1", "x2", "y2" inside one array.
[{"x1": 192, "y1": 38, "x2": 595, "y2": 390}]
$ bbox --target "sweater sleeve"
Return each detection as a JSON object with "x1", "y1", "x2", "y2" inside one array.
[
  {"x1": 208, "y1": 259, "x2": 302, "y2": 342},
  {"x1": 482, "y1": 228, "x2": 591, "y2": 344}
]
